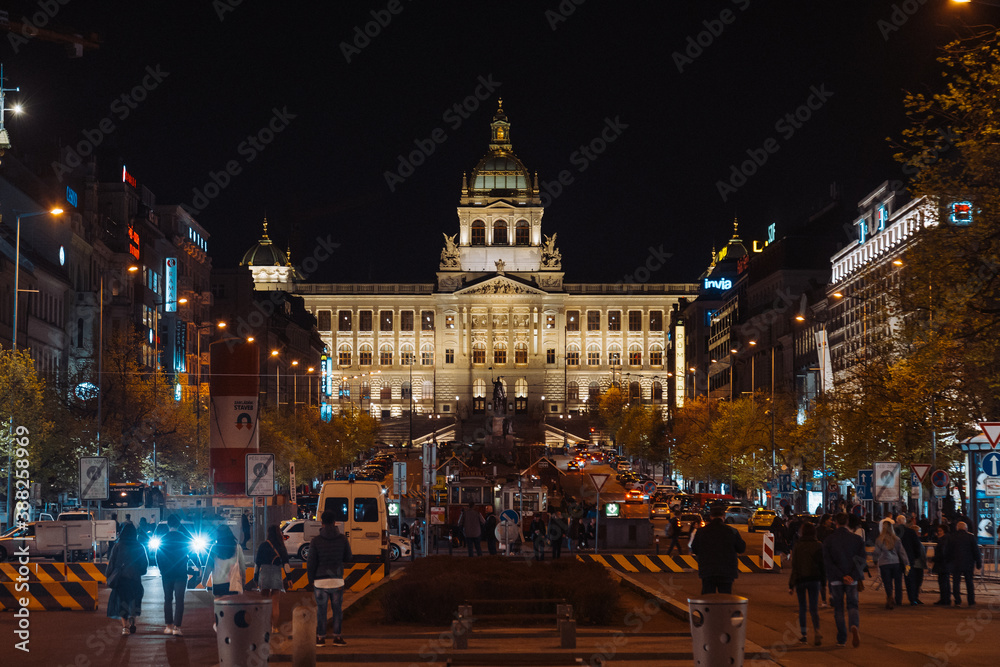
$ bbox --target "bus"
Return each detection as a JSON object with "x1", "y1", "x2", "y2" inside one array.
[{"x1": 102, "y1": 482, "x2": 165, "y2": 526}]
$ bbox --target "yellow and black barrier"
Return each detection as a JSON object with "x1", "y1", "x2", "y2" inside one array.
[
  {"x1": 192, "y1": 562, "x2": 386, "y2": 592},
  {"x1": 576, "y1": 553, "x2": 782, "y2": 574},
  {"x1": 0, "y1": 581, "x2": 98, "y2": 611},
  {"x1": 0, "y1": 562, "x2": 107, "y2": 584}
]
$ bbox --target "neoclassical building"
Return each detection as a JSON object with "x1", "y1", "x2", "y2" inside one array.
[{"x1": 283, "y1": 104, "x2": 697, "y2": 431}]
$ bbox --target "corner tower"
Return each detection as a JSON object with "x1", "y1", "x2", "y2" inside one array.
[{"x1": 438, "y1": 100, "x2": 563, "y2": 292}]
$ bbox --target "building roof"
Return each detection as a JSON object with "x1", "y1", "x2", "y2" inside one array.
[{"x1": 240, "y1": 218, "x2": 289, "y2": 267}]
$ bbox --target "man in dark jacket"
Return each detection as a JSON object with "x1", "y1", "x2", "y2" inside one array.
[
  {"x1": 822, "y1": 512, "x2": 865, "y2": 648},
  {"x1": 307, "y1": 512, "x2": 353, "y2": 647},
  {"x1": 483, "y1": 506, "x2": 498, "y2": 555},
  {"x1": 932, "y1": 525, "x2": 952, "y2": 605},
  {"x1": 901, "y1": 518, "x2": 925, "y2": 605},
  {"x1": 155, "y1": 514, "x2": 191, "y2": 636},
  {"x1": 548, "y1": 511, "x2": 569, "y2": 559},
  {"x1": 691, "y1": 506, "x2": 746, "y2": 594},
  {"x1": 460, "y1": 502, "x2": 484, "y2": 557},
  {"x1": 948, "y1": 521, "x2": 982, "y2": 606}
]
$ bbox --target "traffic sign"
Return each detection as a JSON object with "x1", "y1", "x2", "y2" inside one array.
[
  {"x1": 982, "y1": 452, "x2": 1000, "y2": 478},
  {"x1": 590, "y1": 473, "x2": 609, "y2": 492},
  {"x1": 931, "y1": 469, "x2": 949, "y2": 488},
  {"x1": 911, "y1": 472, "x2": 920, "y2": 488},
  {"x1": 779, "y1": 474, "x2": 791, "y2": 493},
  {"x1": 852, "y1": 504, "x2": 865, "y2": 518},
  {"x1": 978, "y1": 421, "x2": 1000, "y2": 448},
  {"x1": 856, "y1": 469, "x2": 873, "y2": 501},
  {"x1": 874, "y1": 462, "x2": 901, "y2": 502},
  {"x1": 643, "y1": 481, "x2": 657, "y2": 495},
  {"x1": 985, "y1": 477, "x2": 1000, "y2": 497},
  {"x1": 79, "y1": 457, "x2": 109, "y2": 501},
  {"x1": 246, "y1": 453, "x2": 275, "y2": 496},
  {"x1": 393, "y1": 461, "x2": 407, "y2": 496},
  {"x1": 911, "y1": 464, "x2": 931, "y2": 483},
  {"x1": 500, "y1": 509, "x2": 520, "y2": 525}
]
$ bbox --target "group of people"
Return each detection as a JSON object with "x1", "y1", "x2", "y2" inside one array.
[
  {"x1": 452, "y1": 503, "x2": 595, "y2": 559},
  {"x1": 103, "y1": 510, "x2": 355, "y2": 648}
]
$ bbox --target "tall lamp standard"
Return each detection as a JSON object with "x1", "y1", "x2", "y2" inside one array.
[{"x1": 270, "y1": 349, "x2": 280, "y2": 408}]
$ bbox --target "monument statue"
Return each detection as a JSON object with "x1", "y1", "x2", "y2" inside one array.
[
  {"x1": 492, "y1": 376, "x2": 506, "y2": 414},
  {"x1": 440, "y1": 232, "x2": 460, "y2": 268},
  {"x1": 541, "y1": 233, "x2": 562, "y2": 269}
]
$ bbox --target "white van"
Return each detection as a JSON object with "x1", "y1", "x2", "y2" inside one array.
[{"x1": 302, "y1": 480, "x2": 388, "y2": 563}]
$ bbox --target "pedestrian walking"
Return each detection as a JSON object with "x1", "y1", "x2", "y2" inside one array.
[
  {"x1": 568, "y1": 516, "x2": 581, "y2": 554},
  {"x1": 873, "y1": 519, "x2": 908, "y2": 609},
  {"x1": 769, "y1": 515, "x2": 790, "y2": 564},
  {"x1": 901, "y1": 517, "x2": 926, "y2": 605},
  {"x1": 666, "y1": 515, "x2": 683, "y2": 556},
  {"x1": 821, "y1": 512, "x2": 865, "y2": 648},
  {"x1": 241, "y1": 510, "x2": 252, "y2": 550},
  {"x1": 932, "y1": 525, "x2": 952, "y2": 605},
  {"x1": 255, "y1": 524, "x2": 291, "y2": 633},
  {"x1": 484, "y1": 507, "x2": 498, "y2": 555},
  {"x1": 460, "y1": 502, "x2": 485, "y2": 557},
  {"x1": 106, "y1": 523, "x2": 148, "y2": 636},
  {"x1": 137, "y1": 517, "x2": 150, "y2": 546},
  {"x1": 155, "y1": 514, "x2": 191, "y2": 636},
  {"x1": 579, "y1": 518, "x2": 592, "y2": 550},
  {"x1": 307, "y1": 511, "x2": 353, "y2": 647},
  {"x1": 947, "y1": 521, "x2": 983, "y2": 607},
  {"x1": 548, "y1": 511, "x2": 569, "y2": 559},
  {"x1": 690, "y1": 505, "x2": 747, "y2": 594},
  {"x1": 788, "y1": 522, "x2": 824, "y2": 646},
  {"x1": 202, "y1": 525, "x2": 246, "y2": 598},
  {"x1": 529, "y1": 515, "x2": 547, "y2": 561}
]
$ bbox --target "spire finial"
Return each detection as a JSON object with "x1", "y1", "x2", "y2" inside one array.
[
  {"x1": 497, "y1": 97, "x2": 503, "y2": 113},
  {"x1": 262, "y1": 217, "x2": 269, "y2": 239},
  {"x1": 733, "y1": 217, "x2": 738, "y2": 234}
]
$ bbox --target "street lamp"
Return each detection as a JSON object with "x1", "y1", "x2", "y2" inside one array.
[
  {"x1": 11, "y1": 208, "x2": 63, "y2": 350},
  {"x1": 271, "y1": 349, "x2": 280, "y2": 408}
]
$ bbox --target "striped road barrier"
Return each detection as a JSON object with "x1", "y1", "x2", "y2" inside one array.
[
  {"x1": 194, "y1": 563, "x2": 388, "y2": 592},
  {"x1": 0, "y1": 581, "x2": 98, "y2": 611},
  {"x1": 576, "y1": 553, "x2": 782, "y2": 574},
  {"x1": 0, "y1": 562, "x2": 107, "y2": 583}
]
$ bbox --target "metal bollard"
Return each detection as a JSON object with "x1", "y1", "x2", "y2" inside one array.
[
  {"x1": 452, "y1": 618, "x2": 471, "y2": 649},
  {"x1": 291, "y1": 602, "x2": 317, "y2": 667},
  {"x1": 214, "y1": 594, "x2": 272, "y2": 666},
  {"x1": 559, "y1": 618, "x2": 577, "y2": 649},
  {"x1": 688, "y1": 594, "x2": 748, "y2": 666}
]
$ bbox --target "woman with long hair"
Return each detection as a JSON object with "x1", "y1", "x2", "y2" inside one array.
[
  {"x1": 255, "y1": 524, "x2": 291, "y2": 633},
  {"x1": 873, "y1": 519, "x2": 909, "y2": 609},
  {"x1": 202, "y1": 524, "x2": 246, "y2": 597},
  {"x1": 106, "y1": 523, "x2": 148, "y2": 636},
  {"x1": 787, "y1": 521, "x2": 824, "y2": 645}
]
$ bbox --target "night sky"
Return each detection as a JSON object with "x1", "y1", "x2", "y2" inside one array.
[{"x1": 2, "y1": 0, "x2": 992, "y2": 284}]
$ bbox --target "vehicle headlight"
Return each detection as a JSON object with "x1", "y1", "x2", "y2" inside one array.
[
  {"x1": 190, "y1": 534, "x2": 209, "y2": 554},
  {"x1": 148, "y1": 536, "x2": 162, "y2": 552}
]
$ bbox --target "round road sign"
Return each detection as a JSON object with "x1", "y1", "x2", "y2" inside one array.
[
  {"x1": 500, "y1": 509, "x2": 520, "y2": 525},
  {"x1": 982, "y1": 452, "x2": 1000, "y2": 478},
  {"x1": 852, "y1": 505, "x2": 865, "y2": 518},
  {"x1": 931, "y1": 469, "x2": 950, "y2": 488},
  {"x1": 643, "y1": 481, "x2": 657, "y2": 495}
]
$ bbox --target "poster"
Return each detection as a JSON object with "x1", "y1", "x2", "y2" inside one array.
[{"x1": 873, "y1": 461, "x2": 900, "y2": 503}]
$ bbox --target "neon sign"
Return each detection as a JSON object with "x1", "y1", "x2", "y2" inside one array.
[
  {"x1": 703, "y1": 278, "x2": 732, "y2": 290},
  {"x1": 128, "y1": 225, "x2": 140, "y2": 260},
  {"x1": 122, "y1": 165, "x2": 137, "y2": 188},
  {"x1": 767, "y1": 223, "x2": 776, "y2": 243},
  {"x1": 949, "y1": 201, "x2": 972, "y2": 226},
  {"x1": 65, "y1": 186, "x2": 78, "y2": 207},
  {"x1": 876, "y1": 205, "x2": 887, "y2": 231},
  {"x1": 164, "y1": 258, "x2": 177, "y2": 312}
]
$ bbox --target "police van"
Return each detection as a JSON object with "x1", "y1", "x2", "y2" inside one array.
[{"x1": 302, "y1": 480, "x2": 389, "y2": 563}]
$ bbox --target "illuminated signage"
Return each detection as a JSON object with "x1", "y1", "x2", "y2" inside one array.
[
  {"x1": 122, "y1": 165, "x2": 137, "y2": 188},
  {"x1": 857, "y1": 217, "x2": 867, "y2": 245},
  {"x1": 767, "y1": 223, "x2": 776, "y2": 244},
  {"x1": 65, "y1": 186, "x2": 78, "y2": 207},
  {"x1": 752, "y1": 240, "x2": 767, "y2": 253},
  {"x1": 164, "y1": 258, "x2": 178, "y2": 312},
  {"x1": 876, "y1": 205, "x2": 887, "y2": 231},
  {"x1": 703, "y1": 277, "x2": 732, "y2": 290},
  {"x1": 949, "y1": 201, "x2": 972, "y2": 226},
  {"x1": 322, "y1": 354, "x2": 333, "y2": 396},
  {"x1": 674, "y1": 321, "x2": 686, "y2": 409},
  {"x1": 604, "y1": 502, "x2": 621, "y2": 518},
  {"x1": 128, "y1": 225, "x2": 141, "y2": 260},
  {"x1": 174, "y1": 383, "x2": 182, "y2": 401}
]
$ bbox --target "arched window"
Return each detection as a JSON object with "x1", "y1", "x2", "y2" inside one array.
[
  {"x1": 380, "y1": 385, "x2": 391, "y2": 400},
  {"x1": 339, "y1": 380, "x2": 350, "y2": 401},
  {"x1": 493, "y1": 341, "x2": 507, "y2": 365},
  {"x1": 515, "y1": 220, "x2": 529, "y2": 245},
  {"x1": 587, "y1": 343, "x2": 601, "y2": 366},
  {"x1": 421, "y1": 343, "x2": 434, "y2": 365},
  {"x1": 649, "y1": 343, "x2": 663, "y2": 367},
  {"x1": 472, "y1": 341, "x2": 486, "y2": 364},
  {"x1": 629, "y1": 381, "x2": 641, "y2": 403},
  {"x1": 380, "y1": 345, "x2": 393, "y2": 366},
  {"x1": 338, "y1": 344, "x2": 352, "y2": 366},
  {"x1": 400, "y1": 343, "x2": 414, "y2": 366},
  {"x1": 608, "y1": 343, "x2": 621, "y2": 367},
  {"x1": 568, "y1": 381, "x2": 579, "y2": 400},
  {"x1": 652, "y1": 381, "x2": 663, "y2": 401},
  {"x1": 401, "y1": 381, "x2": 411, "y2": 400},
  {"x1": 493, "y1": 220, "x2": 508, "y2": 245},
  {"x1": 471, "y1": 220, "x2": 486, "y2": 245},
  {"x1": 359, "y1": 343, "x2": 373, "y2": 366},
  {"x1": 473, "y1": 378, "x2": 486, "y2": 398},
  {"x1": 514, "y1": 377, "x2": 528, "y2": 398},
  {"x1": 514, "y1": 341, "x2": 528, "y2": 364},
  {"x1": 628, "y1": 343, "x2": 642, "y2": 367},
  {"x1": 566, "y1": 343, "x2": 580, "y2": 366},
  {"x1": 588, "y1": 382, "x2": 600, "y2": 399}
]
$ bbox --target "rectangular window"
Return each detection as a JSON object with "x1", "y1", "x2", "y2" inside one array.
[
  {"x1": 650, "y1": 349, "x2": 663, "y2": 366},
  {"x1": 317, "y1": 311, "x2": 332, "y2": 331},
  {"x1": 322, "y1": 497, "x2": 349, "y2": 522},
  {"x1": 608, "y1": 351, "x2": 621, "y2": 366},
  {"x1": 338, "y1": 310, "x2": 352, "y2": 332},
  {"x1": 567, "y1": 350, "x2": 580, "y2": 366},
  {"x1": 473, "y1": 348, "x2": 486, "y2": 364},
  {"x1": 516, "y1": 346, "x2": 528, "y2": 364},
  {"x1": 608, "y1": 311, "x2": 621, "y2": 331},
  {"x1": 421, "y1": 349, "x2": 433, "y2": 365},
  {"x1": 566, "y1": 310, "x2": 580, "y2": 331},
  {"x1": 380, "y1": 349, "x2": 393, "y2": 365},
  {"x1": 359, "y1": 310, "x2": 373, "y2": 331},
  {"x1": 445, "y1": 348, "x2": 455, "y2": 364},
  {"x1": 546, "y1": 315, "x2": 555, "y2": 329},
  {"x1": 445, "y1": 314, "x2": 455, "y2": 329},
  {"x1": 629, "y1": 350, "x2": 642, "y2": 366},
  {"x1": 400, "y1": 311, "x2": 414, "y2": 331},
  {"x1": 494, "y1": 347, "x2": 507, "y2": 365},
  {"x1": 354, "y1": 497, "x2": 379, "y2": 522},
  {"x1": 338, "y1": 348, "x2": 351, "y2": 366},
  {"x1": 588, "y1": 349, "x2": 600, "y2": 366},
  {"x1": 380, "y1": 311, "x2": 393, "y2": 332},
  {"x1": 422, "y1": 311, "x2": 435, "y2": 330},
  {"x1": 360, "y1": 348, "x2": 372, "y2": 366},
  {"x1": 401, "y1": 350, "x2": 414, "y2": 366},
  {"x1": 649, "y1": 310, "x2": 663, "y2": 331},
  {"x1": 546, "y1": 348, "x2": 556, "y2": 364},
  {"x1": 628, "y1": 310, "x2": 642, "y2": 332},
  {"x1": 587, "y1": 310, "x2": 600, "y2": 331}
]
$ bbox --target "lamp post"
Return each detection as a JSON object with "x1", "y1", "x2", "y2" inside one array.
[
  {"x1": 271, "y1": 349, "x2": 280, "y2": 408},
  {"x1": 292, "y1": 360, "x2": 300, "y2": 414}
]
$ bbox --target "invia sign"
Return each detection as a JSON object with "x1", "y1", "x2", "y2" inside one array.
[
  {"x1": 703, "y1": 277, "x2": 732, "y2": 290},
  {"x1": 65, "y1": 186, "x2": 78, "y2": 208}
]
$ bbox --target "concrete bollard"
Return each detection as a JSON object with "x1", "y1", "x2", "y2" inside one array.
[
  {"x1": 559, "y1": 619, "x2": 577, "y2": 648},
  {"x1": 452, "y1": 619, "x2": 470, "y2": 649},
  {"x1": 292, "y1": 602, "x2": 317, "y2": 667}
]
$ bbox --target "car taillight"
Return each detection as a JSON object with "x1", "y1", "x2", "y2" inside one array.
[{"x1": 283, "y1": 535, "x2": 289, "y2": 540}]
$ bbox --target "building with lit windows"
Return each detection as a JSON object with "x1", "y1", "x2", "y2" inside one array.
[{"x1": 275, "y1": 104, "x2": 698, "y2": 440}]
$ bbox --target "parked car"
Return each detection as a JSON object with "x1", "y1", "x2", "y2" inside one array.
[
  {"x1": 0, "y1": 522, "x2": 64, "y2": 562},
  {"x1": 651, "y1": 502, "x2": 671, "y2": 517},
  {"x1": 724, "y1": 505, "x2": 752, "y2": 524},
  {"x1": 748, "y1": 509, "x2": 778, "y2": 533},
  {"x1": 286, "y1": 519, "x2": 411, "y2": 561},
  {"x1": 676, "y1": 513, "x2": 705, "y2": 537}
]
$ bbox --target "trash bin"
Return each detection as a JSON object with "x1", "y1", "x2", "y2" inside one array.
[
  {"x1": 688, "y1": 594, "x2": 748, "y2": 666},
  {"x1": 215, "y1": 594, "x2": 272, "y2": 666}
]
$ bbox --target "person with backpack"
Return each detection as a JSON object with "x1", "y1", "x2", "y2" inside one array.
[
  {"x1": 255, "y1": 524, "x2": 291, "y2": 633},
  {"x1": 202, "y1": 524, "x2": 246, "y2": 598},
  {"x1": 106, "y1": 523, "x2": 149, "y2": 636}
]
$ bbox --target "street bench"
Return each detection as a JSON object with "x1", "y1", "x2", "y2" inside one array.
[{"x1": 452, "y1": 598, "x2": 576, "y2": 649}]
